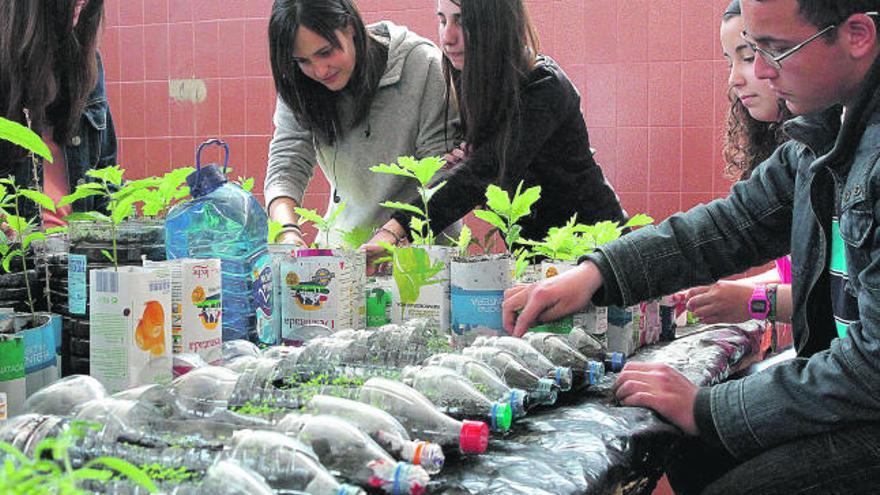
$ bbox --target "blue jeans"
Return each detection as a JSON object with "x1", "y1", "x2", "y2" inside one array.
[{"x1": 667, "y1": 423, "x2": 880, "y2": 494}]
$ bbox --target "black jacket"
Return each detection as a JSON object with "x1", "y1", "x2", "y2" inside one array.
[{"x1": 393, "y1": 55, "x2": 625, "y2": 241}]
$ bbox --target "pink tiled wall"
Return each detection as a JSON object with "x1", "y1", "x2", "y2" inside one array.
[{"x1": 101, "y1": 0, "x2": 737, "y2": 222}]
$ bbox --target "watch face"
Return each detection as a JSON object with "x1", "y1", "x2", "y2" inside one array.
[{"x1": 750, "y1": 300, "x2": 767, "y2": 313}]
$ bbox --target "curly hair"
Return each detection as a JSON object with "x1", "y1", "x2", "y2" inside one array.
[{"x1": 721, "y1": 93, "x2": 791, "y2": 181}]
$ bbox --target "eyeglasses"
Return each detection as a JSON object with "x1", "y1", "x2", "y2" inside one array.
[{"x1": 743, "y1": 11, "x2": 879, "y2": 71}]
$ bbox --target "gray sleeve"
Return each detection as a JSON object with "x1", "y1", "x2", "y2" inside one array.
[
  {"x1": 585, "y1": 141, "x2": 800, "y2": 307},
  {"x1": 264, "y1": 97, "x2": 318, "y2": 208},
  {"x1": 410, "y1": 45, "x2": 459, "y2": 160}
]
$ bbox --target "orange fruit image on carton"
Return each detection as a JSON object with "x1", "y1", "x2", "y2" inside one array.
[{"x1": 135, "y1": 300, "x2": 166, "y2": 356}]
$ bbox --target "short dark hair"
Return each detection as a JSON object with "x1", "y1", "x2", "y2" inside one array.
[
  {"x1": 268, "y1": 0, "x2": 387, "y2": 145},
  {"x1": 785, "y1": 0, "x2": 879, "y2": 29}
]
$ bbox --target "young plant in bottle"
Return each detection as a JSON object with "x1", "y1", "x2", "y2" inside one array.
[
  {"x1": 369, "y1": 156, "x2": 447, "y2": 246},
  {"x1": 59, "y1": 165, "x2": 153, "y2": 270},
  {"x1": 472, "y1": 181, "x2": 541, "y2": 279},
  {"x1": 0, "y1": 421, "x2": 159, "y2": 494},
  {"x1": 0, "y1": 178, "x2": 61, "y2": 323}
]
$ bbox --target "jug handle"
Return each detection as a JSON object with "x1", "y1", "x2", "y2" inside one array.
[{"x1": 195, "y1": 138, "x2": 230, "y2": 181}]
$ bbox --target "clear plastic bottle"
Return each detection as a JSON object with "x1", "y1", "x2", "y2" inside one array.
[
  {"x1": 461, "y1": 346, "x2": 557, "y2": 406},
  {"x1": 566, "y1": 327, "x2": 627, "y2": 372},
  {"x1": 522, "y1": 333, "x2": 606, "y2": 387},
  {"x1": 401, "y1": 365, "x2": 512, "y2": 433},
  {"x1": 229, "y1": 429, "x2": 364, "y2": 495},
  {"x1": 471, "y1": 336, "x2": 573, "y2": 391},
  {"x1": 357, "y1": 377, "x2": 489, "y2": 455},
  {"x1": 165, "y1": 140, "x2": 273, "y2": 344},
  {"x1": 23, "y1": 375, "x2": 108, "y2": 416},
  {"x1": 423, "y1": 353, "x2": 528, "y2": 418},
  {"x1": 302, "y1": 395, "x2": 445, "y2": 475},
  {"x1": 277, "y1": 413, "x2": 430, "y2": 495}
]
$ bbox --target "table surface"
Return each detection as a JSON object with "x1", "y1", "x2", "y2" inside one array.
[{"x1": 429, "y1": 323, "x2": 764, "y2": 495}]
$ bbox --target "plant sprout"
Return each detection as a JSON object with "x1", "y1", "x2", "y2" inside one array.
[{"x1": 370, "y1": 156, "x2": 447, "y2": 246}]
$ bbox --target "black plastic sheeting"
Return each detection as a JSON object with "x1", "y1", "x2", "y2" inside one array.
[{"x1": 430, "y1": 323, "x2": 764, "y2": 495}]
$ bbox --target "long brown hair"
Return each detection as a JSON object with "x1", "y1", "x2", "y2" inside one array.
[
  {"x1": 448, "y1": 0, "x2": 540, "y2": 184},
  {"x1": 269, "y1": 0, "x2": 388, "y2": 145},
  {"x1": 0, "y1": 0, "x2": 103, "y2": 148},
  {"x1": 721, "y1": 4, "x2": 791, "y2": 180}
]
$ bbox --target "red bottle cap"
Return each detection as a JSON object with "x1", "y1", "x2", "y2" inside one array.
[{"x1": 458, "y1": 419, "x2": 489, "y2": 454}]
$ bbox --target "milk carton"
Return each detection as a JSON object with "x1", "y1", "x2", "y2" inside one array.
[
  {"x1": 89, "y1": 267, "x2": 172, "y2": 393},
  {"x1": 450, "y1": 254, "x2": 512, "y2": 348},
  {"x1": 390, "y1": 245, "x2": 452, "y2": 330},
  {"x1": 279, "y1": 249, "x2": 365, "y2": 345},
  {"x1": 144, "y1": 259, "x2": 223, "y2": 365},
  {"x1": 0, "y1": 335, "x2": 25, "y2": 418}
]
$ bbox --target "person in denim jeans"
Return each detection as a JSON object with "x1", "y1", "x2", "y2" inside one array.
[
  {"x1": 504, "y1": 1, "x2": 880, "y2": 493},
  {"x1": 0, "y1": 0, "x2": 116, "y2": 222}
]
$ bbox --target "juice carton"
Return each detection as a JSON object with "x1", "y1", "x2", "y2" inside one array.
[
  {"x1": 390, "y1": 246, "x2": 452, "y2": 330},
  {"x1": 89, "y1": 267, "x2": 172, "y2": 393}
]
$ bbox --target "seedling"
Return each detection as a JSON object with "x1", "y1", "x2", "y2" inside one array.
[
  {"x1": 0, "y1": 117, "x2": 53, "y2": 164},
  {"x1": 139, "y1": 167, "x2": 194, "y2": 218},
  {"x1": 0, "y1": 421, "x2": 159, "y2": 494},
  {"x1": 445, "y1": 225, "x2": 473, "y2": 257},
  {"x1": 0, "y1": 177, "x2": 60, "y2": 322},
  {"x1": 294, "y1": 201, "x2": 347, "y2": 248},
  {"x1": 60, "y1": 165, "x2": 154, "y2": 269},
  {"x1": 472, "y1": 182, "x2": 541, "y2": 253},
  {"x1": 387, "y1": 245, "x2": 446, "y2": 321},
  {"x1": 370, "y1": 156, "x2": 447, "y2": 245}
]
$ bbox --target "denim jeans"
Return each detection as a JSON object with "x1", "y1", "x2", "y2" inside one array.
[{"x1": 667, "y1": 423, "x2": 880, "y2": 494}]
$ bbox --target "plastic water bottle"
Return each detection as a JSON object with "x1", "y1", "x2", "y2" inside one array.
[
  {"x1": 470, "y1": 336, "x2": 574, "y2": 392},
  {"x1": 423, "y1": 353, "x2": 528, "y2": 418},
  {"x1": 165, "y1": 140, "x2": 274, "y2": 344}
]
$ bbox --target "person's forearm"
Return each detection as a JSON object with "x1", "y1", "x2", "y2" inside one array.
[
  {"x1": 775, "y1": 283, "x2": 792, "y2": 324},
  {"x1": 742, "y1": 268, "x2": 783, "y2": 285},
  {"x1": 268, "y1": 197, "x2": 300, "y2": 225}
]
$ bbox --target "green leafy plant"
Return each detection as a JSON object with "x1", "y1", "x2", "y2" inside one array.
[
  {"x1": 388, "y1": 246, "x2": 446, "y2": 320},
  {"x1": 339, "y1": 225, "x2": 375, "y2": 251},
  {"x1": 0, "y1": 421, "x2": 158, "y2": 494},
  {"x1": 294, "y1": 201, "x2": 347, "y2": 248},
  {"x1": 140, "y1": 167, "x2": 194, "y2": 218},
  {"x1": 445, "y1": 225, "x2": 473, "y2": 257},
  {"x1": 0, "y1": 117, "x2": 53, "y2": 164},
  {"x1": 370, "y1": 156, "x2": 446, "y2": 245},
  {"x1": 138, "y1": 464, "x2": 198, "y2": 485},
  {"x1": 268, "y1": 218, "x2": 284, "y2": 245},
  {"x1": 473, "y1": 182, "x2": 541, "y2": 253},
  {"x1": 0, "y1": 177, "x2": 59, "y2": 322},
  {"x1": 60, "y1": 165, "x2": 154, "y2": 269}
]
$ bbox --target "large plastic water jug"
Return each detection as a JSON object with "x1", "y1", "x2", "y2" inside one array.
[{"x1": 165, "y1": 140, "x2": 274, "y2": 344}]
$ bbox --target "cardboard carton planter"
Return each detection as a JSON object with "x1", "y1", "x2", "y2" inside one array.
[
  {"x1": 0, "y1": 312, "x2": 61, "y2": 412},
  {"x1": 528, "y1": 260, "x2": 608, "y2": 336},
  {"x1": 391, "y1": 245, "x2": 452, "y2": 330},
  {"x1": 144, "y1": 259, "x2": 223, "y2": 365},
  {"x1": 275, "y1": 248, "x2": 365, "y2": 345},
  {"x1": 89, "y1": 266, "x2": 172, "y2": 393},
  {"x1": 450, "y1": 254, "x2": 512, "y2": 348}
]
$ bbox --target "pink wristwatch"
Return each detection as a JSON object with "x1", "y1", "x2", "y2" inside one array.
[{"x1": 748, "y1": 284, "x2": 770, "y2": 320}]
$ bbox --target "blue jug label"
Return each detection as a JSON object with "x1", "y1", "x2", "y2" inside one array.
[{"x1": 68, "y1": 254, "x2": 87, "y2": 315}]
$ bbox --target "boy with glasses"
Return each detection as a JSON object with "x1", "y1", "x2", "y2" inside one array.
[{"x1": 504, "y1": 0, "x2": 880, "y2": 492}]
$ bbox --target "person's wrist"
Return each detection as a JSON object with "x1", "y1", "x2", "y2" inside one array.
[
  {"x1": 375, "y1": 224, "x2": 404, "y2": 246},
  {"x1": 275, "y1": 223, "x2": 304, "y2": 244},
  {"x1": 766, "y1": 283, "x2": 779, "y2": 322}
]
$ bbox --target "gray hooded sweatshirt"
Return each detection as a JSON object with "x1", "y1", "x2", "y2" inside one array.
[{"x1": 264, "y1": 21, "x2": 457, "y2": 245}]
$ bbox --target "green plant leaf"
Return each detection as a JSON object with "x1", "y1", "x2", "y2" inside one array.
[
  {"x1": 422, "y1": 181, "x2": 447, "y2": 204},
  {"x1": 325, "y1": 200, "x2": 346, "y2": 224},
  {"x1": 17, "y1": 190, "x2": 56, "y2": 213},
  {"x1": 473, "y1": 209, "x2": 507, "y2": 232},
  {"x1": 392, "y1": 246, "x2": 446, "y2": 304},
  {"x1": 85, "y1": 457, "x2": 159, "y2": 493},
  {"x1": 405, "y1": 156, "x2": 445, "y2": 187},
  {"x1": 45, "y1": 226, "x2": 67, "y2": 235},
  {"x1": 505, "y1": 224, "x2": 522, "y2": 250},
  {"x1": 378, "y1": 201, "x2": 424, "y2": 218},
  {"x1": 86, "y1": 165, "x2": 125, "y2": 186},
  {"x1": 339, "y1": 225, "x2": 374, "y2": 250},
  {"x1": 58, "y1": 187, "x2": 105, "y2": 208},
  {"x1": 623, "y1": 213, "x2": 654, "y2": 229},
  {"x1": 268, "y1": 219, "x2": 284, "y2": 244},
  {"x1": 3, "y1": 214, "x2": 28, "y2": 235},
  {"x1": 101, "y1": 249, "x2": 115, "y2": 264},
  {"x1": 484, "y1": 184, "x2": 512, "y2": 217},
  {"x1": 2, "y1": 249, "x2": 22, "y2": 273},
  {"x1": 111, "y1": 199, "x2": 134, "y2": 225},
  {"x1": 237, "y1": 177, "x2": 255, "y2": 192},
  {"x1": 369, "y1": 162, "x2": 417, "y2": 180},
  {"x1": 22, "y1": 232, "x2": 45, "y2": 251},
  {"x1": 64, "y1": 211, "x2": 111, "y2": 223},
  {"x1": 509, "y1": 184, "x2": 542, "y2": 223},
  {"x1": 0, "y1": 117, "x2": 53, "y2": 163},
  {"x1": 294, "y1": 207, "x2": 327, "y2": 229}
]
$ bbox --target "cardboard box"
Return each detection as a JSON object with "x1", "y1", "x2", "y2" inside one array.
[
  {"x1": 145, "y1": 259, "x2": 223, "y2": 365},
  {"x1": 390, "y1": 245, "x2": 451, "y2": 331},
  {"x1": 89, "y1": 267, "x2": 172, "y2": 393},
  {"x1": 278, "y1": 249, "x2": 365, "y2": 345},
  {"x1": 450, "y1": 255, "x2": 512, "y2": 348}
]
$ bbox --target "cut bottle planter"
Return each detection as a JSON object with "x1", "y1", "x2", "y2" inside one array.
[
  {"x1": 450, "y1": 254, "x2": 512, "y2": 348},
  {"x1": 0, "y1": 312, "x2": 61, "y2": 415}
]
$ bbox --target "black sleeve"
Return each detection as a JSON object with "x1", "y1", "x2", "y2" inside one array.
[{"x1": 392, "y1": 72, "x2": 570, "y2": 237}]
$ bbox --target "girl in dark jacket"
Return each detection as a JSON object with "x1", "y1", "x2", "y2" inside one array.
[{"x1": 366, "y1": 0, "x2": 625, "y2": 257}]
